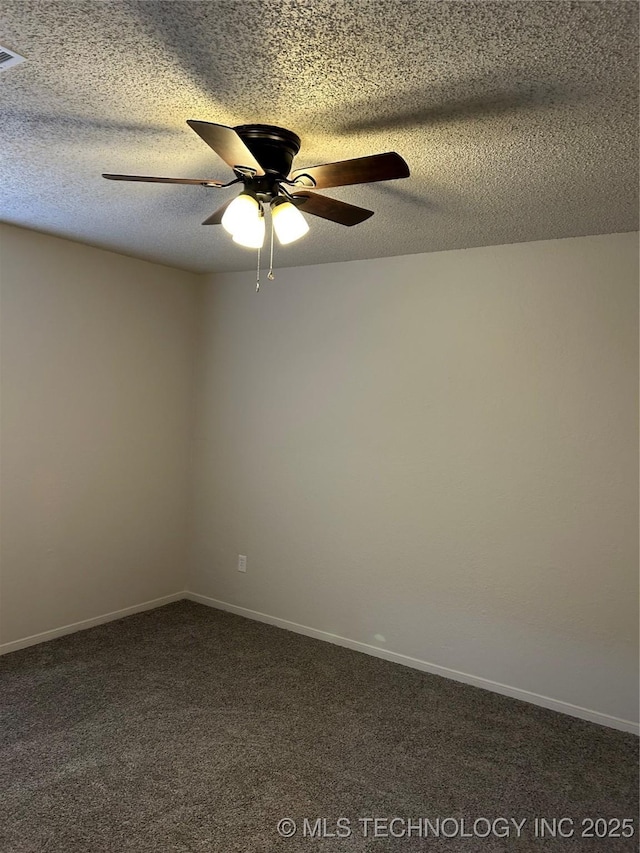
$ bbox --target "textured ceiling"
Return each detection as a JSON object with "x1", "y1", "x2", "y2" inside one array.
[{"x1": 1, "y1": 1, "x2": 638, "y2": 273}]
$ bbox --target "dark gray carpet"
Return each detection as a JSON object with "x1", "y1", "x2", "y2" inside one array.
[{"x1": 1, "y1": 600, "x2": 637, "y2": 852}]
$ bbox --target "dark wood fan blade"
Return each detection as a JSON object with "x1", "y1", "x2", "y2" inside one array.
[
  {"x1": 290, "y1": 152, "x2": 409, "y2": 190},
  {"x1": 292, "y1": 192, "x2": 373, "y2": 226},
  {"x1": 202, "y1": 200, "x2": 233, "y2": 225},
  {"x1": 102, "y1": 174, "x2": 225, "y2": 186},
  {"x1": 187, "y1": 120, "x2": 265, "y2": 175}
]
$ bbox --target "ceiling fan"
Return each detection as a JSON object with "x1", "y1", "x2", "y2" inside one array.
[{"x1": 102, "y1": 121, "x2": 410, "y2": 251}]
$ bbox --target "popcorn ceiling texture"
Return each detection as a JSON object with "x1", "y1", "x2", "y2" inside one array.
[{"x1": 1, "y1": 0, "x2": 637, "y2": 273}]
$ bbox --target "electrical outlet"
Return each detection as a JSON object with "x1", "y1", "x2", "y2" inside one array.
[{"x1": 237, "y1": 554, "x2": 247, "y2": 573}]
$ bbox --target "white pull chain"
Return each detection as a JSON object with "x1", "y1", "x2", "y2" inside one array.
[{"x1": 268, "y1": 215, "x2": 275, "y2": 281}]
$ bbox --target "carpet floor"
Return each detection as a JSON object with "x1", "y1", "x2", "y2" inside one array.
[{"x1": 1, "y1": 600, "x2": 637, "y2": 852}]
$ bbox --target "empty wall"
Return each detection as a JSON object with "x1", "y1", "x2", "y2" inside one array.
[
  {"x1": 0, "y1": 225, "x2": 200, "y2": 646},
  {"x1": 190, "y1": 232, "x2": 639, "y2": 728},
  {"x1": 2, "y1": 224, "x2": 637, "y2": 730}
]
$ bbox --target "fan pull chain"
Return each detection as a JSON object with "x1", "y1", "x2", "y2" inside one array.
[
  {"x1": 256, "y1": 246, "x2": 260, "y2": 293},
  {"x1": 268, "y1": 216, "x2": 275, "y2": 281}
]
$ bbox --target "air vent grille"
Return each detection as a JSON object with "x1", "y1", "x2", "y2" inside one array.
[{"x1": 0, "y1": 46, "x2": 26, "y2": 71}]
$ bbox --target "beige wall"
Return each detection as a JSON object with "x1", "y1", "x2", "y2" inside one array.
[
  {"x1": 190, "y1": 232, "x2": 639, "y2": 725},
  {"x1": 0, "y1": 225, "x2": 200, "y2": 644}
]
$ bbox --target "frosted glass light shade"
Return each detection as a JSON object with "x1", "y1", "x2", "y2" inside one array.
[
  {"x1": 272, "y1": 200, "x2": 309, "y2": 245},
  {"x1": 221, "y1": 193, "x2": 261, "y2": 236},
  {"x1": 232, "y1": 213, "x2": 265, "y2": 249}
]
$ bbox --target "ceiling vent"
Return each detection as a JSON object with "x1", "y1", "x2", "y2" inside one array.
[{"x1": 0, "y1": 46, "x2": 26, "y2": 71}]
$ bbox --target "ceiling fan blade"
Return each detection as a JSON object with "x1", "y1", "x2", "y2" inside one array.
[
  {"x1": 102, "y1": 174, "x2": 225, "y2": 186},
  {"x1": 187, "y1": 120, "x2": 265, "y2": 176},
  {"x1": 290, "y1": 152, "x2": 409, "y2": 190},
  {"x1": 202, "y1": 200, "x2": 233, "y2": 225},
  {"x1": 292, "y1": 192, "x2": 373, "y2": 226}
]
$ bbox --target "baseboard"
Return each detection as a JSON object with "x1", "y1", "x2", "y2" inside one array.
[
  {"x1": 3, "y1": 589, "x2": 636, "y2": 735},
  {"x1": 0, "y1": 592, "x2": 187, "y2": 655},
  {"x1": 185, "y1": 591, "x2": 639, "y2": 736}
]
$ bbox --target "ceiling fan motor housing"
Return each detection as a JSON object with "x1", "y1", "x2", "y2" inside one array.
[{"x1": 234, "y1": 124, "x2": 301, "y2": 179}]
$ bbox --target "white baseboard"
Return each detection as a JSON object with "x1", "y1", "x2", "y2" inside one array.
[
  {"x1": 185, "y1": 591, "x2": 639, "y2": 736},
  {"x1": 3, "y1": 589, "x2": 636, "y2": 735},
  {"x1": 0, "y1": 592, "x2": 186, "y2": 656}
]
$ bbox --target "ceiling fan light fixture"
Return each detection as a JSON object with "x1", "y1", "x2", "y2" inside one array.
[
  {"x1": 271, "y1": 198, "x2": 309, "y2": 245},
  {"x1": 232, "y1": 211, "x2": 265, "y2": 249},
  {"x1": 221, "y1": 191, "x2": 261, "y2": 237}
]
